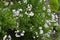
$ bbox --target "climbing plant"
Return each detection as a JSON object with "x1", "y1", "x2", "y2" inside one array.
[{"x1": 0, "y1": 0, "x2": 59, "y2": 40}]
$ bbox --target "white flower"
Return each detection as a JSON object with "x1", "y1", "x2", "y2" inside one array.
[
  {"x1": 55, "y1": 15, "x2": 58, "y2": 18},
  {"x1": 48, "y1": 30, "x2": 52, "y2": 34},
  {"x1": 2, "y1": 8, "x2": 9, "y2": 11},
  {"x1": 15, "y1": 11, "x2": 19, "y2": 16},
  {"x1": 44, "y1": 0, "x2": 46, "y2": 1},
  {"x1": 54, "y1": 22, "x2": 58, "y2": 26},
  {"x1": 12, "y1": 9, "x2": 20, "y2": 16},
  {"x1": 19, "y1": 14, "x2": 23, "y2": 17},
  {"x1": 16, "y1": 17, "x2": 19, "y2": 19},
  {"x1": 29, "y1": 12, "x2": 34, "y2": 16},
  {"x1": 30, "y1": 27, "x2": 32, "y2": 30},
  {"x1": 8, "y1": 35, "x2": 11, "y2": 40},
  {"x1": 48, "y1": 13, "x2": 51, "y2": 16},
  {"x1": 30, "y1": 26, "x2": 34, "y2": 31},
  {"x1": 15, "y1": 30, "x2": 21, "y2": 37},
  {"x1": 15, "y1": 30, "x2": 19, "y2": 33},
  {"x1": 25, "y1": 11, "x2": 28, "y2": 15},
  {"x1": 12, "y1": 9, "x2": 16, "y2": 12},
  {"x1": 45, "y1": 33, "x2": 50, "y2": 37},
  {"x1": 3, "y1": 35, "x2": 7, "y2": 40},
  {"x1": 51, "y1": 19, "x2": 56, "y2": 22},
  {"x1": 47, "y1": 9, "x2": 51, "y2": 13},
  {"x1": 32, "y1": 26, "x2": 34, "y2": 27},
  {"x1": 42, "y1": 13, "x2": 45, "y2": 17},
  {"x1": 56, "y1": 18, "x2": 58, "y2": 21},
  {"x1": 3, "y1": 35, "x2": 11, "y2": 40},
  {"x1": 23, "y1": 0, "x2": 27, "y2": 4},
  {"x1": 39, "y1": 27, "x2": 42, "y2": 30},
  {"x1": 8, "y1": 35, "x2": 11, "y2": 38},
  {"x1": 43, "y1": 6, "x2": 46, "y2": 11},
  {"x1": 22, "y1": 30, "x2": 25, "y2": 33},
  {"x1": 51, "y1": 20, "x2": 56, "y2": 22},
  {"x1": 48, "y1": 5, "x2": 50, "y2": 8},
  {"x1": 21, "y1": 33, "x2": 24, "y2": 36},
  {"x1": 18, "y1": 8, "x2": 23, "y2": 12},
  {"x1": 53, "y1": 13, "x2": 56, "y2": 15},
  {"x1": 46, "y1": 20, "x2": 51, "y2": 25},
  {"x1": 18, "y1": 1, "x2": 21, "y2": 4},
  {"x1": 10, "y1": 2, "x2": 14, "y2": 5},
  {"x1": 17, "y1": 22, "x2": 19, "y2": 27},
  {"x1": 27, "y1": 4, "x2": 32, "y2": 11},
  {"x1": 37, "y1": 35, "x2": 39, "y2": 37},
  {"x1": 53, "y1": 30, "x2": 56, "y2": 34},
  {"x1": 35, "y1": 32, "x2": 38, "y2": 35},
  {"x1": 4, "y1": 2, "x2": 9, "y2": 6},
  {"x1": 46, "y1": 20, "x2": 50, "y2": 23},
  {"x1": 51, "y1": 14, "x2": 55, "y2": 21},
  {"x1": 52, "y1": 13, "x2": 55, "y2": 17},
  {"x1": 40, "y1": 30, "x2": 43, "y2": 34},
  {"x1": 44, "y1": 23, "x2": 49, "y2": 28},
  {"x1": 33, "y1": 36, "x2": 35, "y2": 39},
  {"x1": 15, "y1": 33, "x2": 21, "y2": 37},
  {"x1": 40, "y1": 0, "x2": 42, "y2": 3}
]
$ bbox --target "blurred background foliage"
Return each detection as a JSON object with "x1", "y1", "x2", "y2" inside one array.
[{"x1": 49, "y1": 0, "x2": 59, "y2": 11}]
